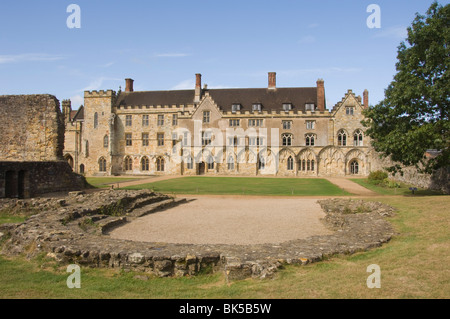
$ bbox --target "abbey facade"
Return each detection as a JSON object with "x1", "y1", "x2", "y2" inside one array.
[{"x1": 63, "y1": 73, "x2": 374, "y2": 177}]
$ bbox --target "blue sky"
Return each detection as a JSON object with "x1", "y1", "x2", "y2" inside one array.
[{"x1": 0, "y1": 0, "x2": 448, "y2": 109}]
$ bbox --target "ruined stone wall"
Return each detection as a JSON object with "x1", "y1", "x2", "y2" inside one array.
[
  {"x1": 369, "y1": 151, "x2": 450, "y2": 194},
  {"x1": 0, "y1": 95, "x2": 64, "y2": 161},
  {"x1": 0, "y1": 161, "x2": 85, "y2": 198}
]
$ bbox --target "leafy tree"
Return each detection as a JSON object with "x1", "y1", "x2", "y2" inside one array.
[{"x1": 363, "y1": 2, "x2": 449, "y2": 174}]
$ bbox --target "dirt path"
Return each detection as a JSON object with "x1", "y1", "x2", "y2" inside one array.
[
  {"x1": 109, "y1": 197, "x2": 332, "y2": 245},
  {"x1": 325, "y1": 177, "x2": 377, "y2": 196}
]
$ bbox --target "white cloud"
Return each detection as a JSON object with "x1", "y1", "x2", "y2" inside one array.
[
  {"x1": 171, "y1": 79, "x2": 194, "y2": 90},
  {"x1": 373, "y1": 26, "x2": 408, "y2": 40},
  {"x1": 81, "y1": 77, "x2": 122, "y2": 91},
  {"x1": 70, "y1": 95, "x2": 84, "y2": 107},
  {"x1": 101, "y1": 62, "x2": 115, "y2": 68},
  {"x1": 0, "y1": 53, "x2": 65, "y2": 64}
]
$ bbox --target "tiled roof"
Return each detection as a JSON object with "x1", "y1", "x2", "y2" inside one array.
[{"x1": 115, "y1": 87, "x2": 319, "y2": 112}]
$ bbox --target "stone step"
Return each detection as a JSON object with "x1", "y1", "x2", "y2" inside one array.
[
  {"x1": 98, "y1": 216, "x2": 128, "y2": 234},
  {"x1": 126, "y1": 194, "x2": 172, "y2": 212},
  {"x1": 127, "y1": 198, "x2": 187, "y2": 219}
]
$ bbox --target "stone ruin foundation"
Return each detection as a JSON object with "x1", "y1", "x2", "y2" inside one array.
[{"x1": 0, "y1": 190, "x2": 397, "y2": 280}]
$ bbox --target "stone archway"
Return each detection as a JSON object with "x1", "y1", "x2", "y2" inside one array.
[{"x1": 64, "y1": 154, "x2": 74, "y2": 170}]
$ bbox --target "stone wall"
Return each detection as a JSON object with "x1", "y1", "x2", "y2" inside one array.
[
  {"x1": 369, "y1": 151, "x2": 450, "y2": 194},
  {"x1": 0, "y1": 161, "x2": 85, "y2": 198},
  {"x1": 0, "y1": 95, "x2": 64, "y2": 161}
]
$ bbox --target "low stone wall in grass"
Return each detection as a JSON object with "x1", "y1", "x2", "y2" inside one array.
[{"x1": 0, "y1": 191, "x2": 397, "y2": 281}]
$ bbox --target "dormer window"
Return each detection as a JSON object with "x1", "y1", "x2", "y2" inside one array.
[
  {"x1": 232, "y1": 104, "x2": 241, "y2": 113},
  {"x1": 282, "y1": 103, "x2": 292, "y2": 112},
  {"x1": 305, "y1": 103, "x2": 315, "y2": 112},
  {"x1": 252, "y1": 103, "x2": 262, "y2": 112}
]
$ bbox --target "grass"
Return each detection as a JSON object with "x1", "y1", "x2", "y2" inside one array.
[
  {"x1": 86, "y1": 177, "x2": 142, "y2": 188},
  {"x1": 0, "y1": 195, "x2": 449, "y2": 298},
  {"x1": 122, "y1": 176, "x2": 350, "y2": 196},
  {"x1": 351, "y1": 178, "x2": 443, "y2": 196}
]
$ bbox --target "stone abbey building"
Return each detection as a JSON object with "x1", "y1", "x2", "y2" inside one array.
[{"x1": 63, "y1": 73, "x2": 373, "y2": 177}]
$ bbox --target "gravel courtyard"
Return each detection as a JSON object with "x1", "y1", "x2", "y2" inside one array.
[{"x1": 109, "y1": 196, "x2": 333, "y2": 245}]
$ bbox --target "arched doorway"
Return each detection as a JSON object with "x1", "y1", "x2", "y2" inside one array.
[
  {"x1": 350, "y1": 160, "x2": 359, "y2": 175},
  {"x1": 65, "y1": 154, "x2": 74, "y2": 170}
]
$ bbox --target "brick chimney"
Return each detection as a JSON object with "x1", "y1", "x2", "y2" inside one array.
[
  {"x1": 268, "y1": 72, "x2": 276, "y2": 90},
  {"x1": 125, "y1": 78, "x2": 134, "y2": 92},
  {"x1": 316, "y1": 79, "x2": 325, "y2": 112},
  {"x1": 194, "y1": 73, "x2": 202, "y2": 103},
  {"x1": 363, "y1": 89, "x2": 369, "y2": 109}
]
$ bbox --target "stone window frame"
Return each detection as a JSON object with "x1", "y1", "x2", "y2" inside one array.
[
  {"x1": 228, "y1": 136, "x2": 239, "y2": 146},
  {"x1": 346, "y1": 107, "x2": 354, "y2": 116},
  {"x1": 337, "y1": 129, "x2": 348, "y2": 146},
  {"x1": 157, "y1": 114, "x2": 164, "y2": 126},
  {"x1": 156, "y1": 157, "x2": 165, "y2": 172},
  {"x1": 282, "y1": 133, "x2": 293, "y2": 146},
  {"x1": 157, "y1": 133, "x2": 165, "y2": 146},
  {"x1": 282, "y1": 121, "x2": 292, "y2": 130},
  {"x1": 124, "y1": 156, "x2": 133, "y2": 171},
  {"x1": 227, "y1": 156, "x2": 235, "y2": 171},
  {"x1": 350, "y1": 159, "x2": 359, "y2": 174},
  {"x1": 258, "y1": 156, "x2": 265, "y2": 170},
  {"x1": 305, "y1": 103, "x2": 315, "y2": 112},
  {"x1": 229, "y1": 119, "x2": 240, "y2": 127},
  {"x1": 103, "y1": 135, "x2": 109, "y2": 148},
  {"x1": 172, "y1": 114, "x2": 178, "y2": 126},
  {"x1": 249, "y1": 136, "x2": 264, "y2": 146},
  {"x1": 306, "y1": 120, "x2": 316, "y2": 130},
  {"x1": 287, "y1": 156, "x2": 294, "y2": 171},
  {"x1": 305, "y1": 133, "x2": 316, "y2": 146},
  {"x1": 141, "y1": 156, "x2": 150, "y2": 171},
  {"x1": 125, "y1": 115, "x2": 132, "y2": 127},
  {"x1": 203, "y1": 111, "x2": 210, "y2": 123},
  {"x1": 353, "y1": 129, "x2": 364, "y2": 146},
  {"x1": 300, "y1": 159, "x2": 315, "y2": 171},
  {"x1": 207, "y1": 155, "x2": 215, "y2": 170},
  {"x1": 202, "y1": 131, "x2": 212, "y2": 146},
  {"x1": 186, "y1": 155, "x2": 194, "y2": 170},
  {"x1": 94, "y1": 112, "x2": 99, "y2": 129},
  {"x1": 248, "y1": 119, "x2": 263, "y2": 127},
  {"x1": 142, "y1": 115, "x2": 149, "y2": 127},
  {"x1": 125, "y1": 133, "x2": 132, "y2": 146},
  {"x1": 98, "y1": 157, "x2": 107, "y2": 172},
  {"x1": 142, "y1": 133, "x2": 149, "y2": 147},
  {"x1": 252, "y1": 103, "x2": 262, "y2": 113}
]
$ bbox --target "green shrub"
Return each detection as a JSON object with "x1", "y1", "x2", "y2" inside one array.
[{"x1": 368, "y1": 171, "x2": 388, "y2": 184}]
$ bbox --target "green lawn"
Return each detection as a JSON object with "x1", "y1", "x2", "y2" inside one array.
[
  {"x1": 0, "y1": 195, "x2": 449, "y2": 298},
  {"x1": 123, "y1": 176, "x2": 350, "y2": 196},
  {"x1": 351, "y1": 178, "x2": 443, "y2": 196},
  {"x1": 86, "y1": 177, "x2": 141, "y2": 188}
]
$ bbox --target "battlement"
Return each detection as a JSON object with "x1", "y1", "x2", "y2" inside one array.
[{"x1": 84, "y1": 90, "x2": 116, "y2": 98}]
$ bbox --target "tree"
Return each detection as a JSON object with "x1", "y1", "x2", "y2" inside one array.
[{"x1": 363, "y1": 2, "x2": 449, "y2": 174}]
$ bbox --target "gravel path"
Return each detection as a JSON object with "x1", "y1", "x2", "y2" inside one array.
[{"x1": 109, "y1": 196, "x2": 332, "y2": 245}]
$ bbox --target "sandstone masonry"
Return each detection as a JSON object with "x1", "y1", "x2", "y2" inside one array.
[
  {"x1": 0, "y1": 95, "x2": 85, "y2": 198},
  {"x1": 0, "y1": 190, "x2": 397, "y2": 280}
]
